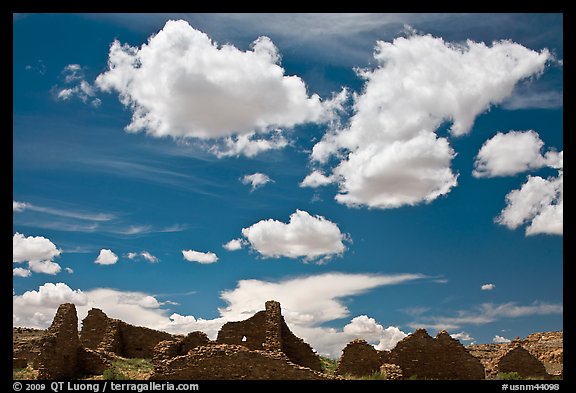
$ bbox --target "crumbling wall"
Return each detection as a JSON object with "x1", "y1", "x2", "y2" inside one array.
[
  {"x1": 336, "y1": 339, "x2": 381, "y2": 377},
  {"x1": 37, "y1": 303, "x2": 80, "y2": 379},
  {"x1": 387, "y1": 329, "x2": 485, "y2": 380},
  {"x1": 120, "y1": 323, "x2": 174, "y2": 358},
  {"x1": 13, "y1": 327, "x2": 44, "y2": 367},
  {"x1": 151, "y1": 344, "x2": 333, "y2": 380},
  {"x1": 80, "y1": 308, "x2": 173, "y2": 358},
  {"x1": 380, "y1": 363, "x2": 403, "y2": 380},
  {"x1": 217, "y1": 311, "x2": 267, "y2": 350},
  {"x1": 216, "y1": 300, "x2": 321, "y2": 371},
  {"x1": 498, "y1": 345, "x2": 549, "y2": 379},
  {"x1": 152, "y1": 332, "x2": 211, "y2": 364},
  {"x1": 468, "y1": 333, "x2": 563, "y2": 378}
]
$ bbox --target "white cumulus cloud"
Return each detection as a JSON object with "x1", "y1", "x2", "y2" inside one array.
[
  {"x1": 451, "y1": 331, "x2": 474, "y2": 342},
  {"x1": 473, "y1": 130, "x2": 554, "y2": 177},
  {"x1": 96, "y1": 20, "x2": 342, "y2": 157},
  {"x1": 13, "y1": 232, "x2": 62, "y2": 276},
  {"x1": 182, "y1": 250, "x2": 219, "y2": 264},
  {"x1": 13, "y1": 268, "x2": 31, "y2": 277},
  {"x1": 309, "y1": 33, "x2": 551, "y2": 209},
  {"x1": 481, "y1": 283, "x2": 496, "y2": 291},
  {"x1": 240, "y1": 209, "x2": 347, "y2": 262},
  {"x1": 493, "y1": 335, "x2": 512, "y2": 344},
  {"x1": 299, "y1": 170, "x2": 335, "y2": 188},
  {"x1": 240, "y1": 173, "x2": 273, "y2": 191},
  {"x1": 95, "y1": 249, "x2": 119, "y2": 265},
  {"x1": 497, "y1": 171, "x2": 563, "y2": 236},
  {"x1": 13, "y1": 232, "x2": 62, "y2": 263},
  {"x1": 222, "y1": 238, "x2": 245, "y2": 251}
]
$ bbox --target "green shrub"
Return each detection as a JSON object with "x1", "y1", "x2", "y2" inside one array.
[
  {"x1": 497, "y1": 371, "x2": 524, "y2": 380},
  {"x1": 103, "y1": 368, "x2": 128, "y2": 380},
  {"x1": 319, "y1": 356, "x2": 338, "y2": 375}
]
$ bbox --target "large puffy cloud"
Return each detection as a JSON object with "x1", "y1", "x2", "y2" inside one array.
[
  {"x1": 182, "y1": 250, "x2": 219, "y2": 264},
  {"x1": 496, "y1": 171, "x2": 563, "y2": 236},
  {"x1": 96, "y1": 20, "x2": 342, "y2": 157},
  {"x1": 240, "y1": 210, "x2": 347, "y2": 262},
  {"x1": 95, "y1": 249, "x2": 119, "y2": 265},
  {"x1": 13, "y1": 273, "x2": 423, "y2": 357},
  {"x1": 13, "y1": 233, "x2": 62, "y2": 276},
  {"x1": 473, "y1": 130, "x2": 557, "y2": 177},
  {"x1": 473, "y1": 129, "x2": 563, "y2": 236},
  {"x1": 309, "y1": 33, "x2": 551, "y2": 209}
]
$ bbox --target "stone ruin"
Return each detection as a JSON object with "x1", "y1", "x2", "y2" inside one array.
[
  {"x1": 30, "y1": 303, "x2": 111, "y2": 379},
  {"x1": 216, "y1": 300, "x2": 322, "y2": 371},
  {"x1": 151, "y1": 344, "x2": 329, "y2": 380},
  {"x1": 467, "y1": 335, "x2": 560, "y2": 379},
  {"x1": 81, "y1": 308, "x2": 173, "y2": 358},
  {"x1": 498, "y1": 344, "x2": 549, "y2": 379},
  {"x1": 336, "y1": 328, "x2": 485, "y2": 379},
  {"x1": 383, "y1": 329, "x2": 486, "y2": 380},
  {"x1": 13, "y1": 300, "x2": 333, "y2": 380},
  {"x1": 152, "y1": 300, "x2": 329, "y2": 379},
  {"x1": 335, "y1": 339, "x2": 382, "y2": 377}
]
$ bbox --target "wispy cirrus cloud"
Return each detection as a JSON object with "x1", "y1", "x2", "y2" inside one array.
[
  {"x1": 409, "y1": 301, "x2": 563, "y2": 330},
  {"x1": 13, "y1": 200, "x2": 115, "y2": 221}
]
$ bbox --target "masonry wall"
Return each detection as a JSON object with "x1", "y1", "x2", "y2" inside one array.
[
  {"x1": 498, "y1": 345, "x2": 549, "y2": 378},
  {"x1": 80, "y1": 308, "x2": 173, "y2": 358},
  {"x1": 151, "y1": 344, "x2": 333, "y2": 380},
  {"x1": 216, "y1": 300, "x2": 322, "y2": 371},
  {"x1": 37, "y1": 303, "x2": 80, "y2": 379},
  {"x1": 336, "y1": 339, "x2": 381, "y2": 377},
  {"x1": 386, "y1": 329, "x2": 485, "y2": 380}
]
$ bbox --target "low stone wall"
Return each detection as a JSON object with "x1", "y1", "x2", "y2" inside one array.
[{"x1": 151, "y1": 344, "x2": 333, "y2": 380}]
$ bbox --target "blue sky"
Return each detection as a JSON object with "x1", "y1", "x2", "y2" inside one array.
[{"x1": 13, "y1": 13, "x2": 562, "y2": 358}]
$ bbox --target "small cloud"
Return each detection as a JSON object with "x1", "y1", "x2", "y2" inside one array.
[
  {"x1": 56, "y1": 64, "x2": 101, "y2": 107},
  {"x1": 127, "y1": 251, "x2": 159, "y2": 263},
  {"x1": 182, "y1": 250, "x2": 218, "y2": 264},
  {"x1": 240, "y1": 173, "x2": 273, "y2": 191},
  {"x1": 481, "y1": 283, "x2": 496, "y2": 291},
  {"x1": 140, "y1": 251, "x2": 159, "y2": 263},
  {"x1": 24, "y1": 60, "x2": 46, "y2": 75},
  {"x1": 450, "y1": 331, "x2": 475, "y2": 342},
  {"x1": 223, "y1": 238, "x2": 246, "y2": 251},
  {"x1": 95, "y1": 249, "x2": 118, "y2": 265},
  {"x1": 493, "y1": 335, "x2": 511, "y2": 344},
  {"x1": 13, "y1": 267, "x2": 32, "y2": 278},
  {"x1": 28, "y1": 260, "x2": 62, "y2": 275},
  {"x1": 65, "y1": 267, "x2": 74, "y2": 274},
  {"x1": 13, "y1": 200, "x2": 29, "y2": 212},
  {"x1": 299, "y1": 170, "x2": 335, "y2": 188}
]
